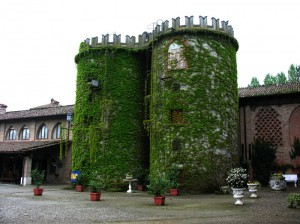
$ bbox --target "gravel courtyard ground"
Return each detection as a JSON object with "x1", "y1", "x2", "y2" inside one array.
[{"x1": 1, "y1": 183, "x2": 300, "y2": 223}]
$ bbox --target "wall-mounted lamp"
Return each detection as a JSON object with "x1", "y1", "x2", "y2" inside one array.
[
  {"x1": 88, "y1": 79, "x2": 99, "y2": 88},
  {"x1": 66, "y1": 113, "x2": 73, "y2": 122}
]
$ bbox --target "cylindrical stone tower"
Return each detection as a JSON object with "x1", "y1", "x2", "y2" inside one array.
[
  {"x1": 149, "y1": 16, "x2": 239, "y2": 191},
  {"x1": 73, "y1": 40, "x2": 148, "y2": 183}
]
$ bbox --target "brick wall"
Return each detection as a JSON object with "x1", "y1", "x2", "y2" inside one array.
[{"x1": 240, "y1": 101, "x2": 300, "y2": 167}]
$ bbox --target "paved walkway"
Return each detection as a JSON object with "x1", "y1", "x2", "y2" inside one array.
[{"x1": 0, "y1": 183, "x2": 300, "y2": 223}]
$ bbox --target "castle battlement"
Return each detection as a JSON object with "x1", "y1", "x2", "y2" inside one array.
[{"x1": 84, "y1": 16, "x2": 235, "y2": 48}]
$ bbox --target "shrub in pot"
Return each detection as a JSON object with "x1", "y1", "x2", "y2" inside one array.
[
  {"x1": 31, "y1": 169, "x2": 45, "y2": 196},
  {"x1": 133, "y1": 168, "x2": 149, "y2": 191},
  {"x1": 288, "y1": 193, "x2": 300, "y2": 208},
  {"x1": 88, "y1": 180, "x2": 105, "y2": 201},
  {"x1": 147, "y1": 176, "x2": 169, "y2": 206},
  {"x1": 226, "y1": 167, "x2": 248, "y2": 189},
  {"x1": 226, "y1": 167, "x2": 248, "y2": 205},
  {"x1": 166, "y1": 165, "x2": 181, "y2": 196},
  {"x1": 75, "y1": 172, "x2": 88, "y2": 192}
]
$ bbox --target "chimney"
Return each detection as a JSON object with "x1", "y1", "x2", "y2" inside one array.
[
  {"x1": 0, "y1": 104, "x2": 7, "y2": 114},
  {"x1": 51, "y1": 98, "x2": 59, "y2": 105}
]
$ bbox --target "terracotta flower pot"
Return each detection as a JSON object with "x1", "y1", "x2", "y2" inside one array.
[
  {"x1": 90, "y1": 192, "x2": 101, "y2": 201},
  {"x1": 136, "y1": 185, "x2": 144, "y2": 191},
  {"x1": 76, "y1": 185, "x2": 85, "y2": 192},
  {"x1": 153, "y1": 196, "x2": 165, "y2": 206},
  {"x1": 33, "y1": 188, "x2": 43, "y2": 196},
  {"x1": 170, "y1": 188, "x2": 180, "y2": 196}
]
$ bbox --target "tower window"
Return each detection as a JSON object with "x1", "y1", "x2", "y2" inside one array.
[
  {"x1": 168, "y1": 42, "x2": 187, "y2": 70},
  {"x1": 171, "y1": 109, "x2": 185, "y2": 124},
  {"x1": 172, "y1": 138, "x2": 181, "y2": 151}
]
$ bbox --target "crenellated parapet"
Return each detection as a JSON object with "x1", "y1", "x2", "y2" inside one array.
[{"x1": 84, "y1": 16, "x2": 235, "y2": 49}]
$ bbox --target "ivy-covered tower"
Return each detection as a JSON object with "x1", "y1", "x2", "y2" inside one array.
[
  {"x1": 73, "y1": 41, "x2": 149, "y2": 182},
  {"x1": 149, "y1": 16, "x2": 239, "y2": 191},
  {"x1": 73, "y1": 15, "x2": 239, "y2": 192}
]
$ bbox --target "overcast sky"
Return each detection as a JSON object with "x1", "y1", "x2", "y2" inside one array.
[{"x1": 1, "y1": 0, "x2": 299, "y2": 111}]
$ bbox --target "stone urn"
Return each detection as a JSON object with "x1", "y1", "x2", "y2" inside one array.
[
  {"x1": 247, "y1": 183, "x2": 259, "y2": 198},
  {"x1": 269, "y1": 176, "x2": 286, "y2": 191},
  {"x1": 232, "y1": 188, "x2": 246, "y2": 205}
]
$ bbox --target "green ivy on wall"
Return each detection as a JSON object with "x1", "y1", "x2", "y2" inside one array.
[
  {"x1": 149, "y1": 32, "x2": 239, "y2": 192},
  {"x1": 73, "y1": 28, "x2": 239, "y2": 192},
  {"x1": 73, "y1": 44, "x2": 149, "y2": 187}
]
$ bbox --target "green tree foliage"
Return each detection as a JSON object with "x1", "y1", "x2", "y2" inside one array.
[
  {"x1": 263, "y1": 72, "x2": 287, "y2": 85},
  {"x1": 288, "y1": 64, "x2": 300, "y2": 82},
  {"x1": 247, "y1": 63, "x2": 300, "y2": 87},
  {"x1": 276, "y1": 72, "x2": 287, "y2": 84},
  {"x1": 248, "y1": 77, "x2": 260, "y2": 87},
  {"x1": 264, "y1": 73, "x2": 277, "y2": 85},
  {"x1": 251, "y1": 138, "x2": 276, "y2": 186}
]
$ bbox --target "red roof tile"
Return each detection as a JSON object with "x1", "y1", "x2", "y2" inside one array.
[
  {"x1": 238, "y1": 83, "x2": 300, "y2": 98},
  {"x1": 0, "y1": 141, "x2": 62, "y2": 153},
  {"x1": 0, "y1": 105, "x2": 74, "y2": 120}
]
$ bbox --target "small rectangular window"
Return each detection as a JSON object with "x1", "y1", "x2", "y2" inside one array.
[
  {"x1": 172, "y1": 139, "x2": 181, "y2": 151},
  {"x1": 171, "y1": 109, "x2": 185, "y2": 125}
]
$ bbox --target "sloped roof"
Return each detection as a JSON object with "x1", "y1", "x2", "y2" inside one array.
[
  {"x1": 0, "y1": 105, "x2": 74, "y2": 121},
  {"x1": 30, "y1": 98, "x2": 61, "y2": 109},
  {"x1": 238, "y1": 83, "x2": 300, "y2": 98},
  {"x1": 0, "y1": 141, "x2": 61, "y2": 153}
]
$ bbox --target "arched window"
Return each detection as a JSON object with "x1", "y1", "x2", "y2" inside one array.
[
  {"x1": 289, "y1": 105, "x2": 300, "y2": 144},
  {"x1": 167, "y1": 42, "x2": 187, "y2": 70},
  {"x1": 6, "y1": 127, "x2": 17, "y2": 140},
  {"x1": 20, "y1": 126, "x2": 30, "y2": 140},
  {"x1": 37, "y1": 124, "x2": 48, "y2": 139},
  {"x1": 52, "y1": 123, "x2": 61, "y2": 139}
]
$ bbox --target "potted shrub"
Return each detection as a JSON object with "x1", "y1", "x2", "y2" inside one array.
[
  {"x1": 134, "y1": 168, "x2": 149, "y2": 191},
  {"x1": 287, "y1": 193, "x2": 300, "y2": 208},
  {"x1": 226, "y1": 167, "x2": 248, "y2": 205},
  {"x1": 166, "y1": 165, "x2": 181, "y2": 196},
  {"x1": 269, "y1": 173, "x2": 286, "y2": 191},
  {"x1": 147, "y1": 176, "x2": 169, "y2": 206},
  {"x1": 31, "y1": 169, "x2": 45, "y2": 196},
  {"x1": 247, "y1": 180, "x2": 260, "y2": 198},
  {"x1": 169, "y1": 181, "x2": 180, "y2": 196},
  {"x1": 75, "y1": 173, "x2": 87, "y2": 192},
  {"x1": 88, "y1": 180, "x2": 105, "y2": 201}
]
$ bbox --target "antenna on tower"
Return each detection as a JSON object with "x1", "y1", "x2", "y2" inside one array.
[{"x1": 147, "y1": 19, "x2": 163, "y2": 31}]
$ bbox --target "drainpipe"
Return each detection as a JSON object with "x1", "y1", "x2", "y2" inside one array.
[{"x1": 243, "y1": 106, "x2": 247, "y2": 161}]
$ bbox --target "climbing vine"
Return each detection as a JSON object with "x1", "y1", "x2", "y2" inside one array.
[
  {"x1": 149, "y1": 33, "x2": 239, "y2": 192},
  {"x1": 73, "y1": 28, "x2": 239, "y2": 192},
  {"x1": 72, "y1": 44, "x2": 148, "y2": 188}
]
